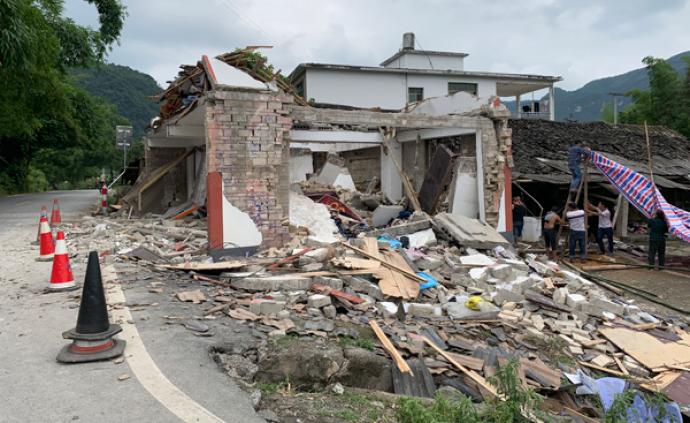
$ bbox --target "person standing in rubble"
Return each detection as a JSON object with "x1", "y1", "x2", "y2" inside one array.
[
  {"x1": 586, "y1": 201, "x2": 614, "y2": 256},
  {"x1": 648, "y1": 209, "x2": 668, "y2": 269},
  {"x1": 543, "y1": 206, "x2": 562, "y2": 260},
  {"x1": 566, "y1": 202, "x2": 587, "y2": 262},
  {"x1": 512, "y1": 196, "x2": 529, "y2": 245},
  {"x1": 568, "y1": 143, "x2": 591, "y2": 195}
]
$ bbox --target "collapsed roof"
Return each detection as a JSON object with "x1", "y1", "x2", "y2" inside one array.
[{"x1": 510, "y1": 119, "x2": 690, "y2": 189}]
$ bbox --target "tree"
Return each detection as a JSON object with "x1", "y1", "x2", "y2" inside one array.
[
  {"x1": 600, "y1": 102, "x2": 614, "y2": 123},
  {"x1": 0, "y1": 0, "x2": 126, "y2": 193},
  {"x1": 620, "y1": 55, "x2": 690, "y2": 138}
]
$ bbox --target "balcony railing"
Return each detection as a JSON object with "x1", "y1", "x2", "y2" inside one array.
[{"x1": 513, "y1": 111, "x2": 551, "y2": 120}]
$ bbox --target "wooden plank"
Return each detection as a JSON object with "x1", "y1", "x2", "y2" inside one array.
[
  {"x1": 331, "y1": 256, "x2": 381, "y2": 270},
  {"x1": 600, "y1": 327, "x2": 690, "y2": 370},
  {"x1": 520, "y1": 358, "x2": 562, "y2": 389},
  {"x1": 341, "y1": 242, "x2": 425, "y2": 282},
  {"x1": 612, "y1": 355, "x2": 629, "y2": 376},
  {"x1": 578, "y1": 361, "x2": 650, "y2": 384},
  {"x1": 422, "y1": 336, "x2": 499, "y2": 399},
  {"x1": 444, "y1": 352, "x2": 484, "y2": 372},
  {"x1": 370, "y1": 321, "x2": 411, "y2": 374}
]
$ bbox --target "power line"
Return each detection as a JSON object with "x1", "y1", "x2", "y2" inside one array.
[
  {"x1": 212, "y1": 0, "x2": 273, "y2": 42},
  {"x1": 414, "y1": 36, "x2": 434, "y2": 70}
]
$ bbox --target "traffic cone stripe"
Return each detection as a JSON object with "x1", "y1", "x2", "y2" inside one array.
[
  {"x1": 69, "y1": 339, "x2": 115, "y2": 354},
  {"x1": 49, "y1": 231, "x2": 75, "y2": 290},
  {"x1": 38, "y1": 217, "x2": 55, "y2": 260},
  {"x1": 50, "y1": 198, "x2": 62, "y2": 226}
]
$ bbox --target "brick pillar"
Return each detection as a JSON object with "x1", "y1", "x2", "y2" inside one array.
[{"x1": 205, "y1": 90, "x2": 292, "y2": 249}]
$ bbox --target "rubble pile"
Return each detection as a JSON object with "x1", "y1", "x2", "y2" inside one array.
[{"x1": 65, "y1": 180, "x2": 690, "y2": 421}]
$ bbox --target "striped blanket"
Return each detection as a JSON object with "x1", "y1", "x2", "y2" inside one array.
[{"x1": 589, "y1": 151, "x2": 690, "y2": 243}]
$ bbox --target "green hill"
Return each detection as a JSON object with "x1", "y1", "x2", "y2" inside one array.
[
  {"x1": 506, "y1": 51, "x2": 690, "y2": 122},
  {"x1": 70, "y1": 64, "x2": 161, "y2": 137}
]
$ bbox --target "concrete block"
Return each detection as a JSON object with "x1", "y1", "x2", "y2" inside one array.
[
  {"x1": 408, "y1": 303, "x2": 442, "y2": 318},
  {"x1": 323, "y1": 305, "x2": 337, "y2": 319},
  {"x1": 489, "y1": 264, "x2": 513, "y2": 281},
  {"x1": 313, "y1": 276, "x2": 343, "y2": 290},
  {"x1": 525, "y1": 327, "x2": 545, "y2": 339},
  {"x1": 502, "y1": 259, "x2": 530, "y2": 272},
  {"x1": 376, "y1": 302, "x2": 398, "y2": 318},
  {"x1": 371, "y1": 205, "x2": 404, "y2": 227},
  {"x1": 348, "y1": 277, "x2": 375, "y2": 292},
  {"x1": 552, "y1": 287, "x2": 569, "y2": 305},
  {"x1": 308, "y1": 294, "x2": 332, "y2": 309},
  {"x1": 301, "y1": 262, "x2": 324, "y2": 272},
  {"x1": 587, "y1": 297, "x2": 625, "y2": 316},
  {"x1": 415, "y1": 255, "x2": 444, "y2": 271},
  {"x1": 566, "y1": 293, "x2": 587, "y2": 309},
  {"x1": 493, "y1": 288, "x2": 524, "y2": 306},
  {"x1": 531, "y1": 314, "x2": 545, "y2": 331},
  {"x1": 232, "y1": 275, "x2": 312, "y2": 291}
]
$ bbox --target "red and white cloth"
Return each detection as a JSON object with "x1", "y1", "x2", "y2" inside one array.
[{"x1": 589, "y1": 151, "x2": 690, "y2": 243}]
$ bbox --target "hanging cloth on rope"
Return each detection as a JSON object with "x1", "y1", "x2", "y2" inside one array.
[{"x1": 589, "y1": 151, "x2": 690, "y2": 243}]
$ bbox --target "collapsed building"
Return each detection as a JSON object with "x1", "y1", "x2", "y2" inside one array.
[{"x1": 125, "y1": 41, "x2": 564, "y2": 258}]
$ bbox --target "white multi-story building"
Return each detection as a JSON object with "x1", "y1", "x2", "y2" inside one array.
[{"x1": 290, "y1": 33, "x2": 561, "y2": 119}]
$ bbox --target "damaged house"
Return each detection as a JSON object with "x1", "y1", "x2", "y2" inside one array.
[
  {"x1": 127, "y1": 35, "x2": 562, "y2": 258},
  {"x1": 510, "y1": 119, "x2": 690, "y2": 236}
]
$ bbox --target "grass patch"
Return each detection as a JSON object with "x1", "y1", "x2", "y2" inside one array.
[
  {"x1": 273, "y1": 333, "x2": 299, "y2": 347},
  {"x1": 338, "y1": 336, "x2": 374, "y2": 351},
  {"x1": 526, "y1": 334, "x2": 575, "y2": 367},
  {"x1": 396, "y1": 360, "x2": 548, "y2": 423}
]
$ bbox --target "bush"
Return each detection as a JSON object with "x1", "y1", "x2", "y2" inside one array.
[{"x1": 26, "y1": 166, "x2": 49, "y2": 193}]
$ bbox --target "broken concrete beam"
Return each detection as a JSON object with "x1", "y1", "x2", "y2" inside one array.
[
  {"x1": 368, "y1": 219, "x2": 432, "y2": 237},
  {"x1": 433, "y1": 213, "x2": 510, "y2": 249},
  {"x1": 371, "y1": 205, "x2": 405, "y2": 227},
  {"x1": 583, "y1": 297, "x2": 625, "y2": 317},
  {"x1": 231, "y1": 275, "x2": 312, "y2": 291},
  {"x1": 308, "y1": 294, "x2": 332, "y2": 309}
]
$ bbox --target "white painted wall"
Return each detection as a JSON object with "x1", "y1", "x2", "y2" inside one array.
[
  {"x1": 305, "y1": 69, "x2": 496, "y2": 109},
  {"x1": 385, "y1": 53, "x2": 464, "y2": 71}
]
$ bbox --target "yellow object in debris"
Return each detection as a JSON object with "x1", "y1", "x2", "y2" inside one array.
[{"x1": 465, "y1": 296, "x2": 483, "y2": 311}]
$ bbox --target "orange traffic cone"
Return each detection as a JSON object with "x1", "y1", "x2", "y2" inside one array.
[
  {"x1": 48, "y1": 231, "x2": 77, "y2": 292},
  {"x1": 57, "y1": 251, "x2": 125, "y2": 363},
  {"x1": 50, "y1": 198, "x2": 62, "y2": 228},
  {"x1": 37, "y1": 216, "x2": 55, "y2": 261},
  {"x1": 33, "y1": 206, "x2": 48, "y2": 245}
]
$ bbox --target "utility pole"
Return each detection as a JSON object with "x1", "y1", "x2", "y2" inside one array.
[{"x1": 608, "y1": 92, "x2": 626, "y2": 126}]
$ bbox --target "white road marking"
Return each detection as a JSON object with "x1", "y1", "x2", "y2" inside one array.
[{"x1": 103, "y1": 266, "x2": 226, "y2": 423}]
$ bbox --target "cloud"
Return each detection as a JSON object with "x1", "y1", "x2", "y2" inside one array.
[{"x1": 63, "y1": 0, "x2": 690, "y2": 91}]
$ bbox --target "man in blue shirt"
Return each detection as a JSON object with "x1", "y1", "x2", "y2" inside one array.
[{"x1": 568, "y1": 143, "x2": 590, "y2": 194}]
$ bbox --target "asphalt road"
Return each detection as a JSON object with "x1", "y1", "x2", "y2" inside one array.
[{"x1": 0, "y1": 191, "x2": 262, "y2": 423}]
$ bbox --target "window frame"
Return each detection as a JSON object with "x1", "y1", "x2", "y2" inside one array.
[
  {"x1": 408, "y1": 87, "x2": 424, "y2": 103},
  {"x1": 448, "y1": 82, "x2": 478, "y2": 96}
]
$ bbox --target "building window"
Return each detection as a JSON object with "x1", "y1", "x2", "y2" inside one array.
[
  {"x1": 448, "y1": 82, "x2": 478, "y2": 96},
  {"x1": 408, "y1": 87, "x2": 424, "y2": 103}
]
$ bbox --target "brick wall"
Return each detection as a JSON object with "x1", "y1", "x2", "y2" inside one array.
[
  {"x1": 340, "y1": 147, "x2": 381, "y2": 191},
  {"x1": 205, "y1": 90, "x2": 292, "y2": 248}
]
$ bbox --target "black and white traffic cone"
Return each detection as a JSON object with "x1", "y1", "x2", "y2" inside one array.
[{"x1": 57, "y1": 251, "x2": 125, "y2": 363}]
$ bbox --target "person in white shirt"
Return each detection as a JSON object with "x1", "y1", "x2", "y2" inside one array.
[
  {"x1": 586, "y1": 201, "x2": 614, "y2": 255},
  {"x1": 566, "y1": 202, "x2": 586, "y2": 262}
]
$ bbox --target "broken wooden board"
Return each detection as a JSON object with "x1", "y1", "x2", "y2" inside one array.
[
  {"x1": 331, "y1": 256, "x2": 381, "y2": 270},
  {"x1": 520, "y1": 357, "x2": 562, "y2": 389},
  {"x1": 311, "y1": 283, "x2": 365, "y2": 304},
  {"x1": 357, "y1": 237, "x2": 420, "y2": 300},
  {"x1": 377, "y1": 250, "x2": 420, "y2": 300},
  {"x1": 444, "y1": 352, "x2": 484, "y2": 372},
  {"x1": 392, "y1": 358, "x2": 436, "y2": 398},
  {"x1": 599, "y1": 327, "x2": 690, "y2": 370},
  {"x1": 370, "y1": 320, "x2": 412, "y2": 374}
]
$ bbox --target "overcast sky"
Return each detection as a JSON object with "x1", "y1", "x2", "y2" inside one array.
[{"x1": 64, "y1": 0, "x2": 690, "y2": 91}]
